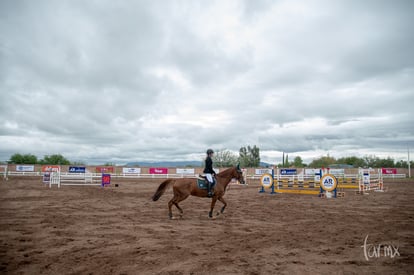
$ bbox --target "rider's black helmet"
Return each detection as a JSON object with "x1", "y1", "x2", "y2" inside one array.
[{"x1": 206, "y1": 149, "x2": 214, "y2": 155}]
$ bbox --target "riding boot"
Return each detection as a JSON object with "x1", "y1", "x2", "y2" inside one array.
[{"x1": 207, "y1": 182, "x2": 213, "y2": 197}]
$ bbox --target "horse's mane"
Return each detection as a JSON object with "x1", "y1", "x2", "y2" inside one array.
[{"x1": 216, "y1": 166, "x2": 236, "y2": 178}]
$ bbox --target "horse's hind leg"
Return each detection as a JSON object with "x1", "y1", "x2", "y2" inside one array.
[
  {"x1": 174, "y1": 194, "x2": 189, "y2": 218},
  {"x1": 168, "y1": 199, "x2": 174, "y2": 219},
  {"x1": 174, "y1": 202, "x2": 184, "y2": 218},
  {"x1": 168, "y1": 194, "x2": 189, "y2": 219}
]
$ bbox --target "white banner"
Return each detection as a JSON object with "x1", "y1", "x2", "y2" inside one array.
[
  {"x1": 176, "y1": 168, "x2": 195, "y2": 174},
  {"x1": 305, "y1": 168, "x2": 321, "y2": 175},
  {"x1": 329, "y1": 169, "x2": 344, "y2": 176},
  {"x1": 16, "y1": 165, "x2": 35, "y2": 172},
  {"x1": 255, "y1": 168, "x2": 273, "y2": 175},
  {"x1": 122, "y1": 167, "x2": 141, "y2": 174}
]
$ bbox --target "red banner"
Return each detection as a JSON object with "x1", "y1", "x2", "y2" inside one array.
[
  {"x1": 95, "y1": 166, "x2": 114, "y2": 173},
  {"x1": 149, "y1": 167, "x2": 168, "y2": 174},
  {"x1": 41, "y1": 165, "x2": 61, "y2": 172},
  {"x1": 382, "y1": 168, "x2": 397, "y2": 174},
  {"x1": 101, "y1": 174, "x2": 111, "y2": 186}
]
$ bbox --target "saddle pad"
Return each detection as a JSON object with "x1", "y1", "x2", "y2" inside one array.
[
  {"x1": 197, "y1": 178, "x2": 208, "y2": 189},
  {"x1": 197, "y1": 178, "x2": 216, "y2": 189}
]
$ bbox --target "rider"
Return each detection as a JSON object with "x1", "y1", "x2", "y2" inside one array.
[{"x1": 203, "y1": 149, "x2": 216, "y2": 197}]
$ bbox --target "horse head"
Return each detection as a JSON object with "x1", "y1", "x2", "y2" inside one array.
[{"x1": 234, "y1": 164, "x2": 245, "y2": 184}]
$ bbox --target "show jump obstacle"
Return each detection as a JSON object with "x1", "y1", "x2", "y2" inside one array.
[
  {"x1": 357, "y1": 168, "x2": 384, "y2": 194},
  {"x1": 0, "y1": 165, "x2": 8, "y2": 181},
  {"x1": 42, "y1": 166, "x2": 111, "y2": 188},
  {"x1": 259, "y1": 168, "x2": 342, "y2": 198}
]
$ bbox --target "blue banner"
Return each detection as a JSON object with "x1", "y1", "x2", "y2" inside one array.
[
  {"x1": 280, "y1": 168, "x2": 297, "y2": 175},
  {"x1": 69, "y1": 166, "x2": 86, "y2": 173}
]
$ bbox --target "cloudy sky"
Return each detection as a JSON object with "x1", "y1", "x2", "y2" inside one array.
[{"x1": 1, "y1": 0, "x2": 413, "y2": 164}]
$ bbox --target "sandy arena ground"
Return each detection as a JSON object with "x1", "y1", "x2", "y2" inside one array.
[{"x1": 0, "y1": 176, "x2": 413, "y2": 274}]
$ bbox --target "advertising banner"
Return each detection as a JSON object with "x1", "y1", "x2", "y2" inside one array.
[
  {"x1": 69, "y1": 166, "x2": 86, "y2": 173},
  {"x1": 16, "y1": 165, "x2": 35, "y2": 172},
  {"x1": 176, "y1": 168, "x2": 195, "y2": 174},
  {"x1": 122, "y1": 167, "x2": 141, "y2": 174},
  {"x1": 305, "y1": 168, "x2": 321, "y2": 175},
  {"x1": 95, "y1": 167, "x2": 114, "y2": 173},
  {"x1": 382, "y1": 168, "x2": 397, "y2": 174},
  {"x1": 255, "y1": 168, "x2": 273, "y2": 175},
  {"x1": 101, "y1": 174, "x2": 111, "y2": 186},
  {"x1": 41, "y1": 165, "x2": 61, "y2": 172},
  {"x1": 329, "y1": 169, "x2": 345, "y2": 176},
  {"x1": 280, "y1": 168, "x2": 297, "y2": 175},
  {"x1": 149, "y1": 167, "x2": 168, "y2": 174}
]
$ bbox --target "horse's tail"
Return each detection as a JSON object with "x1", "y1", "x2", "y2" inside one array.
[{"x1": 152, "y1": 179, "x2": 174, "y2": 201}]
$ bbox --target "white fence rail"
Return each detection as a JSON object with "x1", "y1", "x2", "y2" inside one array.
[{"x1": 2, "y1": 171, "x2": 408, "y2": 180}]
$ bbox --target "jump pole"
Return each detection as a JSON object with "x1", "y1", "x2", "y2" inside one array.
[{"x1": 1, "y1": 165, "x2": 8, "y2": 181}]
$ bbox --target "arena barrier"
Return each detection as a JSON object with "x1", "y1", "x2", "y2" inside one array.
[
  {"x1": 259, "y1": 169, "x2": 342, "y2": 198},
  {"x1": 358, "y1": 168, "x2": 384, "y2": 194}
]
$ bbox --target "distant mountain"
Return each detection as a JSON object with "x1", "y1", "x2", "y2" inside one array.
[
  {"x1": 125, "y1": 161, "x2": 203, "y2": 167},
  {"x1": 125, "y1": 160, "x2": 272, "y2": 168},
  {"x1": 259, "y1": 162, "x2": 273, "y2": 167}
]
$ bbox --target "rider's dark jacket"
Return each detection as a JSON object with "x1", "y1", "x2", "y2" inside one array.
[{"x1": 203, "y1": 156, "x2": 215, "y2": 174}]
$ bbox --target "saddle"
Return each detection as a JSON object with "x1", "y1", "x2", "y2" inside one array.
[{"x1": 197, "y1": 175, "x2": 216, "y2": 190}]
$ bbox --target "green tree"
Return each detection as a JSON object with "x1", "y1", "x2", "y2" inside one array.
[
  {"x1": 10, "y1": 153, "x2": 24, "y2": 164},
  {"x1": 10, "y1": 153, "x2": 38, "y2": 164},
  {"x1": 395, "y1": 160, "x2": 408, "y2": 168},
  {"x1": 337, "y1": 156, "x2": 365, "y2": 168},
  {"x1": 377, "y1": 157, "x2": 395, "y2": 168},
  {"x1": 213, "y1": 149, "x2": 238, "y2": 167},
  {"x1": 308, "y1": 155, "x2": 336, "y2": 168},
  {"x1": 292, "y1": 156, "x2": 305, "y2": 167},
  {"x1": 239, "y1": 145, "x2": 260, "y2": 167},
  {"x1": 40, "y1": 154, "x2": 70, "y2": 165},
  {"x1": 364, "y1": 155, "x2": 382, "y2": 168}
]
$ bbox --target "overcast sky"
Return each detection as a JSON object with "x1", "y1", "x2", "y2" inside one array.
[{"x1": 1, "y1": 0, "x2": 413, "y2": 165}]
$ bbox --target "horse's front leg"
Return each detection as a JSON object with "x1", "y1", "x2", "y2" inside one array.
[
  {"x1": 218, "y1": 196, "x2": 227, "y2": 215},
  {"x1": 209, "y1": 197, "x2": 218, "y2": 218}
]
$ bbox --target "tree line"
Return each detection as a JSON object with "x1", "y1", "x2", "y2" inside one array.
[
  {"x1": 8, "y1": 153, "x2": 74, "y2": 165},
  {"x1": 213, "y1": 145, "x2": 261, "y2": 167},
  {"x1": 215, "y1": 149, "x2": 412, "y2": 168}
]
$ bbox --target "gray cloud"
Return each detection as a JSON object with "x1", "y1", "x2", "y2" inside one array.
[{"x1": 1, "y1": 0, "x2": 413, "y2": 164}]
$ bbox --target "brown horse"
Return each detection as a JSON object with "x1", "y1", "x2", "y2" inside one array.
[{"x1": 152, "y1": 165, "x2": 245, "y2": 218}]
